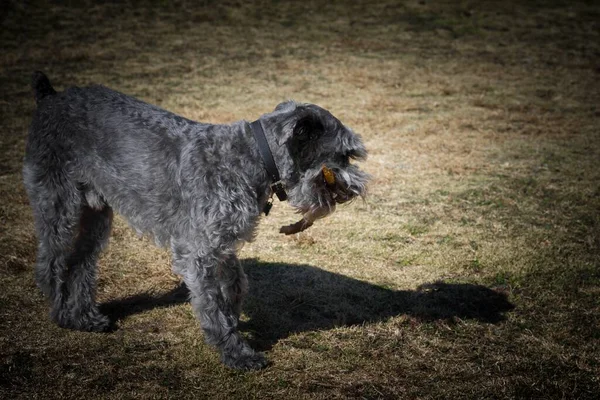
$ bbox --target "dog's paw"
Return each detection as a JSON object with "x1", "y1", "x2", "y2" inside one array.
[
  {"x1": 77, "y1": 311, "x2": 111, "y2": 332},
  {"x1": 56, "y1": 308, "x2": 111, "y2": 332},
  {"x1": 222, "y1": 350, "x2": 269, "y2": 370}
]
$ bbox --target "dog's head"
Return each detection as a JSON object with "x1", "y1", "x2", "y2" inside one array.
[{"x1": 260, "y1": 101, "x2": 370, "y2": 219}]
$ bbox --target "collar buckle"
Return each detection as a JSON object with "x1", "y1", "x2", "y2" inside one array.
[{"x1": 270, "y1": 180, "x2": 288, "y2": 201}]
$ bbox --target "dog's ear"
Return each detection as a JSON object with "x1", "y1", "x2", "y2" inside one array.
[
  {"x1": 275, "y1": 104, "x2": 325, "y2": 146},
  {"x1": 291, "y1": 112, "x2": 325, "y2": 144}
]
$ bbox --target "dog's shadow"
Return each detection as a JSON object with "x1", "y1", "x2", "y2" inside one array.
[{"x1": 101, "y1": 259, "x2": 514, "y2": 350}]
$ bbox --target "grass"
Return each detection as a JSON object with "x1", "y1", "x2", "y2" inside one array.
[{"x1": 1, "y1": 0, "x2": 599, "y2": 398}]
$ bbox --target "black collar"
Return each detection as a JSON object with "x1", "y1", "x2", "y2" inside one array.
[{"x1": 250, "y1": 120, "x2": 288, "y2": 202}]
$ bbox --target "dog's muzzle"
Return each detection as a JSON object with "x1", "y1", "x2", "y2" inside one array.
[{"x1": 322, "y1": 165, "x2": 359, "y2": 205}]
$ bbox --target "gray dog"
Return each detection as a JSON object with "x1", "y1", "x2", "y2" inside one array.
[{"x1": 23, "y1": 72, "x2": 369, "y2": 370}]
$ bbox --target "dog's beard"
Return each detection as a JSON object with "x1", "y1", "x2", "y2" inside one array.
[{"x1": 288, "y1": 164, "x2": 369, "y2": 220}]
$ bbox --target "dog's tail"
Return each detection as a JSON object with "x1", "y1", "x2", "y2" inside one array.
[{"x1": 32, "y1": 71, "x2": 56, "y2": 104}]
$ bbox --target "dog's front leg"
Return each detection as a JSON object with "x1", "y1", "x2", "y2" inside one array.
[{"x1": 177, "y1": 248, "x2": 266, "y2": 370}]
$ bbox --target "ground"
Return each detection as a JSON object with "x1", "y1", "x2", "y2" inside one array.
[{"x1": 0, "y1": 0, "x2": 598, "y2": 398}]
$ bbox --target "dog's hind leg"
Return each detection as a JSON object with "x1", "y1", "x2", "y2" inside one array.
[
  {"x1": 63, "y1": 204, "x2": 113, "y2": 332},
  {"x1": 172, "y1": 244, "x2": 265, "y2": 370},
  {"x1": 24, "y1": 163, "x2": 81, "y2": 326},
  {"x1": 23, "y1": 163, "x2": 111, "y2": 332}
]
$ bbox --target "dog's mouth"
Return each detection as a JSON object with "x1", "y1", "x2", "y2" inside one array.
[
  {"x1": 322, "y1": 165, "x2": 366, "y2": 205},
  {"x1": 301, "y1": 166, "x2": 359, "y2": 211},
  {"x1": 281, "y1": 164, "x2": 369, "y2": 235}
]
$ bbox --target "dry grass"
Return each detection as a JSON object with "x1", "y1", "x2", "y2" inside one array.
[{"x1": 1, "y1": 0, "x2": 599, "y2": 398}]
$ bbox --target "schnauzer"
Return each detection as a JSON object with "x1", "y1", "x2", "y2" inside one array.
[{"x1": 23, "y1": 71, "x2": 369, "y2": 370}]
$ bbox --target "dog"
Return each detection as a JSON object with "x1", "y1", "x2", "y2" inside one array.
[{"x1": 23, "y1": 71, "x2": 369, "y2": 370}]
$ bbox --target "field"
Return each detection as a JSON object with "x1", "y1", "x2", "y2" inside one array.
[{"x1": 1, "y1": 0, "x2": 598, "y2": 398}]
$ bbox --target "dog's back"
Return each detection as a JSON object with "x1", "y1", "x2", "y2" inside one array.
[
  {"x1": 25, "y1": 73, "x2": 187, "y2": 241},
  {"x1": 24, "y1": 72, "x2": 262, "y2": 246}
]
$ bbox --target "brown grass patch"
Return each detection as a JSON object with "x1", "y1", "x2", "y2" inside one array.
[{"x1": 1, "y1": 0, "x2": 599, "y2": 398}]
